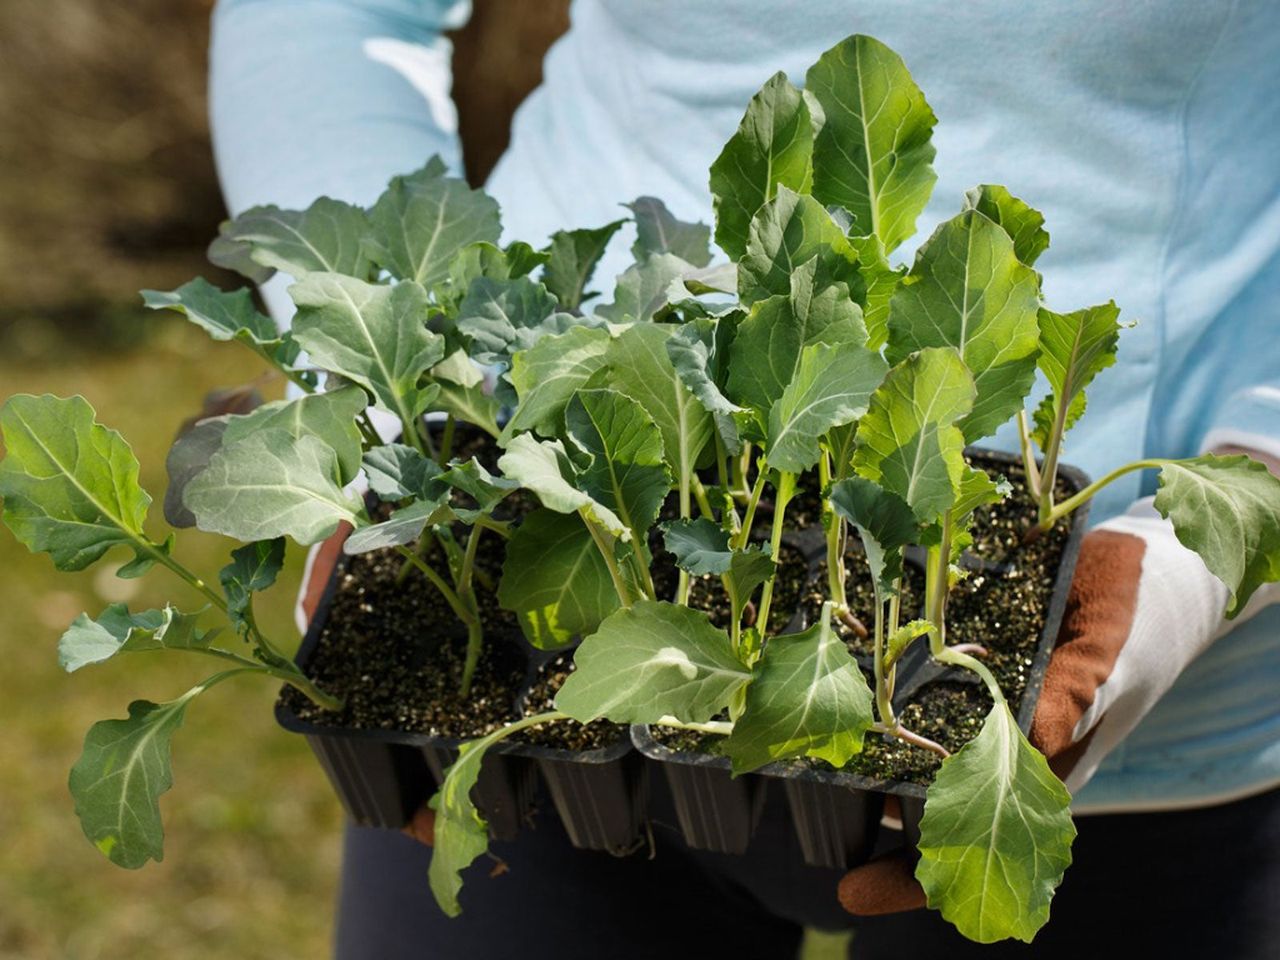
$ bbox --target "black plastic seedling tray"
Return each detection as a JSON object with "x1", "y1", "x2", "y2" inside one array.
[
  {"x1": 634, "y1": 449, "x2": 1091, "y2": 869},
  {"x1": 275, "y1": 557, "x2": 649, "y2": 853}
]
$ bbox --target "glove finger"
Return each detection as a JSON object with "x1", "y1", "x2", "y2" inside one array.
[
  {"x1": 838, "y1": 851, "x2": 926, "y2": 916},
  {"x1": 1030, "y1": 528, "x2": 1144, "y2": 766},
  {"x1": 402, "y1": 805, "x2": 435, "y2": 847}
]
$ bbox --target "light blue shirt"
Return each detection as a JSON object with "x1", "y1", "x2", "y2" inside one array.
[{"x1": 210, "y1": 0, "x2": 1280, "y2": 811}]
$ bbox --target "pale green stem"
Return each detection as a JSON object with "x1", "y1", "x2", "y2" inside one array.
[
  {"x1": 926, "y1": 509, "x2": 952, "y2": 654},
  {"x1": 456, "y1": 526, "x2": 486, "y2": 696},
  {"x1": 870, "y1": 722, "x2": 950, "y2": 759},
  {"x1": 820, "y1": 452, "x2": 847, "y2": 609},
  {"x1": 676, "y1": 464, "x2": 694, "y2": 604},
  {"x1": 733, "y1": 468, "x2": 769, "y2": 550},
  {"x1": 1042, "y1": 458, "x2": 1170, "y2": 530},
  {"x1": 583, "y1": 516, "x2": 633, "y2": 607},
  {"x1": 439, "y1": 413, "x2": 457, "y2": 465},
  {"x1": 872, "y1": 589, "x2": 894, "y2": 727},
  {"x1": 654, "y1": 716, "x2": 734, "y2": 736},
  {"x1": 755, "y1": 470, "x2": 795, "y2": 634},
  {"x1": 1016, "y1": 409, "x2": 1042, "y2": 500},
  {"x1": 691, "y1": 475, "x2": 716, "y2": 519},
  {"x1": 934, "y1": 645, "x2": 1006, "y2": 705},
  {"x1": 1036, "y1": 393, "x2": 1074, "y2": 525}
]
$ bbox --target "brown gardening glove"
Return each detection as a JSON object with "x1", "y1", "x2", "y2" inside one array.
[
  {"x1": 299, "y1": 523, "x2": 438, "y2": 847},
  {"x1": 837, "y1": 528, "x2": 1146, "y2": 916}
]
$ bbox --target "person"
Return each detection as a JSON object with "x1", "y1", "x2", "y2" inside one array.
[{"x1": 209, "y1": 2, "x2": 1280, "y2": 956}]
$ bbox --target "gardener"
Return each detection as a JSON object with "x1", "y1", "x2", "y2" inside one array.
[{"x1": 209, "y1": 2, "x2": 1280, "y2": 957}]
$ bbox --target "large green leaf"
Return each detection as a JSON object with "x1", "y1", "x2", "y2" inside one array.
[
  {"x1": 721, "y1": 604, "x2": 875, "y2": 774},
  {"x1": 219, "y1": 538, "x2": 285, "y2": 633},
  {"x1": 141, "y1": 278, "x2": 279, "y2": 349},
  {"x1": 59, "y1": 604, "x2": 218, "y2": 673},
  {"x1": 765, "y1": 341, "x2": 888, "y2": 473},
  {"x1": 603, "y1": 323, "x2": 714, "y2": 483},
  {"x1": 885, "y1": 210, "x2": 1041, "y2": 442},
  {"x1": 434, "y1": 458, "x2": 518, "y2": 523},
  {"x1": 666, "y1": 314, "x2": 744, "y2": 453},
  {"x1": 566, "y1": 389, "x2": 672, "y2": 538},
  {"x1": 555, "y1": 601, "x2": 750, "y2": 724},
  {"x1": 737, "y1": 187, "x2": 861, "y2": 305},
  {"x1": 1155, "y1": 455, "x2": 1280, "y2": 617},
  {"x1": 916, "y1": 703, "x2": 1075, "y2": 943},
  {"x1": 625, "y1": 197, "x2": 712, "y2": 267},
  {"x1": 0, "y1": 394, "x2": 153, "y2": 572},
  {"x1": 361, "y1": 443, "x2": 441, "y2": 501},
  {"x1": 1034, "y1": 301, "x2": 1122, "y2": 446},
  {"x1": 963, "y1": 185, "x2": 1050, "y2": 268},
  {"x1": 183, "y1": 430, "x2": 362, "y2": 545},
  {"x1": 496, "y1": 433, "x2": 626, "y2": 537},
  {"x1": 597, "y1": 253, "x2": 695, "y2": 323},
  {"x1": 208, "y1": 196, "x2": 373, "y2": 280},
  {"x1": 455, "y1": 276, "x2": 562, "y2": 365},
  {"x1": 343, "y1": 496, "x2": 450, "y2": 555},
  {"x1": 660, "y1": 518, "x2": 774, "y2": 624},
  {"x1": 501, "y1": 325, "x2": 613, "y2": 440},
  {"x1": 806, "y1": 34, "x2": 937, "y2": 253},
  {"x1": 497, "y1": 509, "x2": 620, "y2": 649},
  {"x1": 290, "y1": 273, "x2": 444, "y2": 425},
  {"x1": 852, "y1": 348, "x2": 975, "y2": 522},
  {"x1": 828, "y1": 476, "x2": 919, "y2": 593},
  {"x1": 846, "y1": 234, "x2": 906, "y2": 350},
  {"x1": 427, "y1": 729, "x2": 502, "y2": 917},
  {"x1": 365, "y1": 162, "x2": 501, "y2": 286},
  {"x1": 70, "y1": 684, "x2": 213, "y2": 868},
  {"x1": 708, "y1": 72, "x2": 817, "y2": 261},
  {"x1": 787, "y1": 256, "x2": 867, "y2": 347},
  {"x1": 429, "y1": 350, "x2": 502, "y2": 438},
  {"x1": 541, "y1": 219, "x2": 627, "y2": 311},
  {"x1": 221, "y1": 385, "x2": 367, "y2": 485}
]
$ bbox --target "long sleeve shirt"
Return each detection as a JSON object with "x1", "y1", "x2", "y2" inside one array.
[{"x1": 210, "y1": 0, "x2": 1280, "y2": 812}]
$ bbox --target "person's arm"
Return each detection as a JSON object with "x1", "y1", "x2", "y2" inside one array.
[{"x1": 209, "y1": 0, "x2": 472, "y2": 317}]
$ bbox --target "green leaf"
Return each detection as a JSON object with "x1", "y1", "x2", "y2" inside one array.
[
  {"x1": 846, "y1": 234, "x2": 906, "y2": 350},
  {"x1": 829, "y1": 476, "x2": 920, "y2": 594},
  {"x1": 765, "y1": 341, "x2": 888, "y2": 473},
  {"x1": 222, "y1": 386, "x2": 367, "y2": 486},
  {"x1": 723, "y1": 546, "x2": 777, "y2": 625},
  {"x1": 501, "y1": 325, "x2": 613, "y2": 440},
  {"x1": 428, "y1": 720, "x2": 521, "y2": 917},
  {"x1": 1154, "y1": 455, "x2": 1280, "y2": 617},
  {"x1": 183, "y1": 430, "x2": 362, "y2": 545},
  {"x1": 435, "y1": 458, "x2": 518, "y2": 522},
  {"x1": 163, "y1": 419, "x2": 230, "y2": 528},
  {"x1": 497, "y1": 509, "x2": 620, "y2": 649},
  {"x1": 362, "y1": 443, "x2": 441, "y2": 501},
  {"x1": 496, "y1": 433, "x2": 626, "y2": 537},
  {"x1": 365, "y1": 162, "x2": 501, "y2": 286},
  {"x1": 1030, "y1": 392, "x2": 1086, "y2": 452},
  {"x1": 963, "y1": 185, "x2": 1050, "y2": 268},
  {"x1": 721, "y1": 604, "x2": 875, "y2": 774},
  {"x1": 70, "y1": 683, "x2": 216, "y2": 868},
  {"x1": 886, "y1": 210, "x2": 1041, "y2": 442},
  {"x1": 209, "y1": 196, "x2": 373, "y2": 280},
  {"x1": 709, "y1": 72, "x2": 817, "y2": 262},
  {"x1": 555, "y1": 601, "x2": 750, "y2": 724},
  {"x1": 884, "y1": 619, "x2": 934, "y2": 669},
  {"x1": 1034, "y1": 301, "x2": 1122, "y2": 445},
  {"x1": 660, "y1": 519, "x2": 776, "y2": 624},
  {"x1": 852, "y1": 348, "x2": 975, "y2": 521},
  {"x1": 290, "y1": 273, "x2": 444, "y2": 425},
  {"x1": 566, "y1": 389, "x2": 672, "y2": 538},
  {"x1": 542, "y1": 219, "x2": 627, "y2": 311},
  {"x1": 737, "y1": 187, "x2": 861, "y2": 306},
  {"x1": 427, "y1": 351, "x2": 502, "y2": 438},
  {"x1": 343, "y1": 497, "x2": 448, "y2": 555},
  {"x1": 597, "y1": 253, "x2": 695, "y2": 323},
  {"x1": 603, "y1": 323, "x2": 714, "y2": 483},
  {"x1": 787, "y1": 257, "x2": 868, "y2": 347},
  {"x1": 456, "y1": 276, "x2": 562, "y2": 364},
  {"x1": 141, "y1": 278, "x2": 279, "y2": 349},
  {"x1": 806, "y1": 34, "x2": 937, "y2": 253},
  {"x1": 916, "y1": 702, "x2": 1075, "y2": 943},
  {"x1": 939, "y1": 466, "x2": 1012, "y2": 560},
  {"x1": 666, "y1": 313, "x2": 744, "y2": 453},
  {"x1": 219, "y1": 538, "x2": 285, "y2": 632},
  {"x1": 625, "y1": 197, "x2": 712, "y2": 267},
  {"x1": 59, "y1": 604, "x2": 218, "y2": 673},
  {"x1": 0, "y1": 394, "x2": 153, "y2": 572}
]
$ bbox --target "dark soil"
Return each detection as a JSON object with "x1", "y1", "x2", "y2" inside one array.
[{"x1": 650, "y1": 541, "x2": 810, "y2": 633}]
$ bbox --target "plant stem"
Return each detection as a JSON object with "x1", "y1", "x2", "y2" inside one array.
[
  {"x1": 934, "y1": 644, "x2": 1005, "y2": 705},
  {"x1": 583, "y1": 516, "x2": 633, "y2": 607},
  {"x1": 925, "y1": 510, "x2": 952, "y2": 654},
  {"x1": 1016, "y1": 409, "x2": 1042, "y2": 500},
  {"x1": 394, "y1": 545, "x2": 476, "y2": 629},
  {"x1": 439, "y1": 413, "x2": 457, "y2": 464},
  {"x1": 872, "y1": 591, "x2": 894, "y2": 726},
  {"x1": 196, "y1": 646, "x2": 344, "y2": 710},
  {"x1": 820, "y1": 452, "x2": 848, "y2": 609},
  {"x1": 1041, "y1": 458, "x2": 1169, "y2": 529},
  {"x1": 654, "y1": 716, "x2": 734, "y2": 736},
  {"x1": 871, "y1": 722, "x2": 950, "y2": 759},
  {"x1": 355, "y1": 412, "x2": 382, "y2": 448},
  {"x1": 755, "y1": 470, "x2": 795, "y2": 633},
  {"x1": 145, "y1": 544, "x2": 228, "y2": 614},
  {"x1": 714, "y1": 434, "x2": 730, "y2": 491},
  {"x1": 676, "y1": 462, "x2": 694, "y2": 604},
  {"x1": 733, "y1": 467, "x2": 769, "y2": 550},
  {"x1": 1036, "y1": 393, "x2": 1074, "y2": 525},
  {"x1": 691, "y1": 475, "x2": 716, "y2": 519}
]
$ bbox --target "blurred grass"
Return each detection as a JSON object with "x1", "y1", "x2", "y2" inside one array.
[{"x1": 0, "y1": 321, "x2": 343, "y2": 960}]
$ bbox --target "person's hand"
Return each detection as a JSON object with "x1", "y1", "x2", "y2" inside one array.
[{"x1": 838, "y1": 494, "x2": 1278, "y2": 916}]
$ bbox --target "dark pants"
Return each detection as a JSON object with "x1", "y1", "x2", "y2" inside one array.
[{"x1": 335, "y1": 780, "x2": 1280, "y2": 959}]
